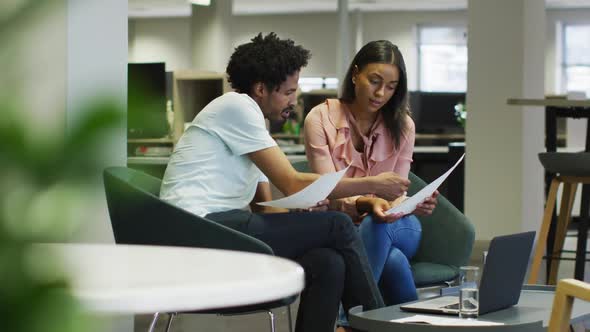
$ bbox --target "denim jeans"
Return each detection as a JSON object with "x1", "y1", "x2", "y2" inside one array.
[
  {"x1": 206, "y1": 209, "x2": 384, "y2": 332},
  {"x1": 337, "y1": 214, "x2": 422, "y2": 327}
]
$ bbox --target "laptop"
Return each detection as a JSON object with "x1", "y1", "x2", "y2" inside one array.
[{"x1": 401, "y1": 231, "x2": 536, "y2": 315}]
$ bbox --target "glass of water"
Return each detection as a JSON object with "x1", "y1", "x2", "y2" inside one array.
[{"x1": 459, "y1": 266, "x2": 479, "y2": 319}]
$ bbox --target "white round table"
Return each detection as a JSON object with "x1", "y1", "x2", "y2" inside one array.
[{"x1": 43, "y1": 244, "x2": 304, "y2": 314}]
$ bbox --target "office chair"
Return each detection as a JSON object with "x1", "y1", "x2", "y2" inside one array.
[
  {"x1": 291, "y1": 160, "x2": 475, "y2": 289},
  {"x1": 103, "y1": 167, "x2": 296, "y2": 332}
]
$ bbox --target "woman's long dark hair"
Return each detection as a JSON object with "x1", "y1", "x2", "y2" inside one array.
[{"x1": 340, "y1": 40, "x2": 410, "y2": 149}]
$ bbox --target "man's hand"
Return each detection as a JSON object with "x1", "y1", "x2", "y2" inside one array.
[
  {"x1": 413, "y1": 191, "x2": 439, "y2": 216},
  {"x1": 308, "y1": 199, "x2": 330, "y2": 212},
  {"x1": 369, "y1": 172, "x2": 410, "y2": 201},
  {"x1": 292, "y1": 199, "x2": 330, "y2": 212}
]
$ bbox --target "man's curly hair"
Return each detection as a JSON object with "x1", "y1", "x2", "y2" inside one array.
[{"x1": 226, "y1": 32, "x2": 311, "y2": 93}]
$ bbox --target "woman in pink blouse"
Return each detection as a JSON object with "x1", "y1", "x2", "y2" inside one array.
[{"x1": 304, "y1": 40, "x2": 438, "y2": 330}]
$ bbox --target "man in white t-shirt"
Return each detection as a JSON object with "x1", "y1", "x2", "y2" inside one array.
[{"x1": 160, "y1": 33, "x2": 410, "y2": 332}]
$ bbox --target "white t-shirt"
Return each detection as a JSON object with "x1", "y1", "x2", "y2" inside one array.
[{"x1": 160, "y1": 92, "x2": 276, "y2": 217}]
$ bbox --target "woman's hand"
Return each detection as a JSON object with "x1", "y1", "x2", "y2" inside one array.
[
  {"x1": 357, "y1": 197, "x2": 404, "y2": 223},
  {"x1": 413, "y1": 191, "x2": 439, "y2": 216},
  {"x1": 369, "y1": 172, "x2": 410, "y2": 201}
]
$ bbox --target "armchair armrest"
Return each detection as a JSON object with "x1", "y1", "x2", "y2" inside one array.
[
  {"x1": 104, "y1": 169, "x2": 274, "y2": 255},
  {"x1": 150, "y1": 199, "x2": 274, "y2": 255}
]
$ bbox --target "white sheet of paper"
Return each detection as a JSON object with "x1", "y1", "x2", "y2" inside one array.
[
  {"x1": 386, "y1": 153, "x2": 465, "y2": 215},
  {"x1": 390, "y1": 314, "x2": 503, "y2": 326},
  {"x1": 257, "y1": 166, "x2": 350, "y2": 209}
]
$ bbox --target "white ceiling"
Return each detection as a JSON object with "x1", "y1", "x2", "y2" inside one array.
[{"x1": 128, "y1": 0, "x2": 590, "y2": 18}]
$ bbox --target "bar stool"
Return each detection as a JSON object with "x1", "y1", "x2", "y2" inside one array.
[{"x1": 529, "y1": 152, "x2": 590, "y2": 285}]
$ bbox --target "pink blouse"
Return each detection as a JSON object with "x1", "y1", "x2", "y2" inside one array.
[{"x1": 304, "y1": 99, "x2": 415, "y2": 220}]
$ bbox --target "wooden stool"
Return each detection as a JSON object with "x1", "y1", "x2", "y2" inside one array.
[{"x1": 529, "y1": 152, "x2": 590, "y2": 285}]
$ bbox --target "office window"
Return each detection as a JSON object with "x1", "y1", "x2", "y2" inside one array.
[
  {"x1": 418, "y1": 26, "x2": 467, "y2": 92},
  {"x1": 299, "y1": 77, "x2": 339, "y2": 92},
  {"x1": 562, "y1": 24, "x2": 590, "y2": 97}
]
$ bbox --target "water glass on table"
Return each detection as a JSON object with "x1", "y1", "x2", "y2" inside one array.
[{"x1": 459, "y1": 265, "x2": 479, "y2": 319}]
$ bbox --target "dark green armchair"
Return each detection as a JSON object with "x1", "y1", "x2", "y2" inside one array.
[
  {"x1": 291, "y1": 160, "x2": 475, "y2": 287},
  {"x1": 407, "y1": 172, "x2": 475, "y2": 287},
  {"x1": 103, "y1": 167, "x2": 296, "y2": 332}
]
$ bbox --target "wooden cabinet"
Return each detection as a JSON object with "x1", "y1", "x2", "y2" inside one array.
[{"x1": 172, "y1": 70, "x2": 231, "y2": 143}]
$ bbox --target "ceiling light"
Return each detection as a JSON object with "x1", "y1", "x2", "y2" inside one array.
[{"x1": 188, "y1": 0, "x2": 211, "y2": 6}]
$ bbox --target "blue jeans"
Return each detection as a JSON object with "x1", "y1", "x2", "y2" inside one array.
[{"x1": 338, "y1": 214, "x2": 422, "y2": 327}]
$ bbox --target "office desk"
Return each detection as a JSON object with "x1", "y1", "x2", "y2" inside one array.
[
  {"x1": 349, "y1": 287, "x2": 590, "y2": 331},
  {"x1": 508, "y1": 98, "x2": 590, "y2": 281},
  {"x1": 42, "y1": 244, "x2": 304, "y2": 314}
]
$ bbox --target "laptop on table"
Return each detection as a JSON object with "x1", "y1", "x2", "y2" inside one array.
[{"x1": 401, "y1": 231, "x2": 536, "y2": 315}]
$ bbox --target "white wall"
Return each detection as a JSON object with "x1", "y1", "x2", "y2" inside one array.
[
  {"x1": 129, "y1": 17, "x2": 192, "y2": 71},
  {"x1": 128, "y1": 8, "x2": 590, "y2": 92},
  {"x1": 4, "y1": 0, "x2": 128, "y2": 243},
  {"x1": 67, "y1": 0, "x2": 128, "y2": 244},
  {"x1": 1, "y1": 1, "x2": 67, "y2": 133},
  {"x1": 3, "y1": 0, "x2": 129, "y2": 330},
  {"x1": 128, "y1": 10, "x2": 465, "y2": 84},
  {"x1": 231, "y1": 12, "x2": 340, "y2": 77},
  {"x1": 2, "y1": 0, "x2": 126, "y2": 244},
  {"x1": 362, "y1": 10, "x2": 465, "y2": 90},
  {"x1": 466, "y1": 0, "x2": 545, "y2": 241},
  {"x1": 235, "y1": 10, "x2": 466, "y2": 88}
]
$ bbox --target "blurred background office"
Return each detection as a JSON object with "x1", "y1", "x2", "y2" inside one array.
[
  {"x1": 126, "y1": 0, "x2": 589, "y2": 244},
  {"x1": 5, "y1": 0, "x2": 590, "y2": 331},
  {"x1": 11, "y1": 0, "x2": 590, "y2": 277}
]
